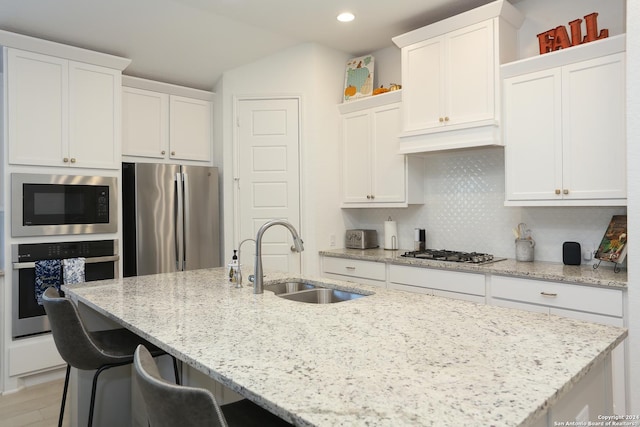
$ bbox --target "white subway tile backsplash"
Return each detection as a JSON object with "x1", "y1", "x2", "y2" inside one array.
[{"x1": 342, "y1": 147, "x2": 626, "y2": 263}]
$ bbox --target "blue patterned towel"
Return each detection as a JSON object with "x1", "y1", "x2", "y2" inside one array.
[
  {"x1": 35, "y1": 259, "x2": 62, "y2": 305},
  {"x1": 63, "y1": 257, "x2": 86, "y2": 284}
]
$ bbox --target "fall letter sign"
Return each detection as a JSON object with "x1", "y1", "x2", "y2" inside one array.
[{"x1": 537, "y1": 12, "x2": 609, "y2": 55}]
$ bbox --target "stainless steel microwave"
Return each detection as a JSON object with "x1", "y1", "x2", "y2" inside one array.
[{"x1": 11, "y1": 173, "x2": 117, "y2": 237}]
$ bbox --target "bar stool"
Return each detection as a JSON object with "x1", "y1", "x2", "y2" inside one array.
[
  {"x1": 42, "y1": 287, "x2": 180, "y2": 427},
  {"x1": 134, "y1": 345, "x2": 294, "y2": 427}
]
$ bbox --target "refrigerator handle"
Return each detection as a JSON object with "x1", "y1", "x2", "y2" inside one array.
[
  {"x1": 182, "y1": 172, "x2": 191, "y2": 269},
  {"x1": 175, "y1": 172, "x2": 185, "y2": 271}
]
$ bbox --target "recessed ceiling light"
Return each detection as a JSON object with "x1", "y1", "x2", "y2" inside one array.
[{"x1": 337, "y1": 12, "x2": 355, "y2": 23}]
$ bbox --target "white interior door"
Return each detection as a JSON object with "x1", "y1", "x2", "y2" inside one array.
[{"x1": 236, "y1": 98, "x2": 301, "y2": 274}]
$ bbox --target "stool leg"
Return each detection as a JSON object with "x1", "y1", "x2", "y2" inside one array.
[
  {"x1": 58, "y1": 364, "x2": 71, "y2": 427},
  {"x1": 88, "y1": 365, "x2": 110, "y2": 427},
  {"x1": 172, "y1": 356, "x2": 180, "y2": 385}
]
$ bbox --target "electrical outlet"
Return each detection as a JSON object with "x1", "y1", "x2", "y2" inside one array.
[{"x1": 330, "y1": 234, "x2": 336, "y2": 247}]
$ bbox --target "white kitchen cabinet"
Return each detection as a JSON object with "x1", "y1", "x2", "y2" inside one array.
[
  {"x1": 392, "y1": 0, "x2": 523, "y2": 153},
  {"x1": 389, "y1": 264, "x2": 486, "y2": 303},
  {"x1": 339, "y1": 91, "x2": 423, "y2": 207},
  {"x1": 122, "y1": 77, "x2": 213, "y2": 164},
  {"x1": 490, "y1": 275, "x2": 626, "y2": 415},
  {"x1": 7, "y1": 48, "x2": 122, "y2": 169},
  {"x1": 322, "y1": 256, "x2": 386, "y2": 287},
  {"x1": 503, "y1": 36, "x2": 626, "y2": 206}
]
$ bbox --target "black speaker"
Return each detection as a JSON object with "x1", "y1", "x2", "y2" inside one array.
[{"x1": 563, "y1": 242, "x2": 581, "y2": 265}]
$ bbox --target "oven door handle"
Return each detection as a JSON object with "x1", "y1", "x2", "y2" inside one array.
[{"x1": 12, "y1": 255, "x2": 120, "y2": 270}]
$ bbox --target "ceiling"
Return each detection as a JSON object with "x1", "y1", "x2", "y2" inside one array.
[{"x1": 0, "y1": 0, "x2": 496, "y2": 91}]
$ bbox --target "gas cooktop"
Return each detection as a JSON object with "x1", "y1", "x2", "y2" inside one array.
[{"x1": 400, "y1": 249, "x2": 505, "y2": 265}]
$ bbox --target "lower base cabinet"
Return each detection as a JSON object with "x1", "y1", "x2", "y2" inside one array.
[
  {"x1": 321, "y1": 257, "x2": 386, "y2": 287},
  {"x1": 490, "y1": 275, "x2": 626, "y2": 417},
  {"x1": 388, "y1": 264, "x2": 485, "y2": 303}
]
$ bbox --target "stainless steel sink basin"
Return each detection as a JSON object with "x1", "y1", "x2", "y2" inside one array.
[
  {"x1": 264, "y1": 280, "x2": 316, "y2": 295},
  {"x1": 264, "y1": 279, "x2": 370, "y2": 304},
  {"x1": 278, "y1": 288, "x2": 366, "y2": 304}
]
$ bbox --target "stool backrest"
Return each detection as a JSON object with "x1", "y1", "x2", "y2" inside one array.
[
  {"x1": 134, "y1": 345, "x2": 227, "y2": 427},
  {"x1": 41, "y1": 287, "x2": 113, "y2": 370}
]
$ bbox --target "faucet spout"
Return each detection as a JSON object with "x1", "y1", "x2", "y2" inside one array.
[{"x1": 254, "y1": 219, "x2": 304, "y2": 294}]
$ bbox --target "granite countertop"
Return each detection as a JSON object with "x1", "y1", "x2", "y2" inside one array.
[
  {"x1": 320, "y1": 248, "x2": 627, "y2": 289},
  {"x1": 64, "y1": 267, "x2": 627, "y2": 427}
]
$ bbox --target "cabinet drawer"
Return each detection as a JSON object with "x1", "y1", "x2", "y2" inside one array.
[
  {"x1": 389, "y1": 265, "x2": 485, "y2": 296},
  {"x1": 492, "y1": 275, "x2": 623, "y2": 317},
  {"x1": 322, "y1": 257, "x2": 385, "y2": 281}
]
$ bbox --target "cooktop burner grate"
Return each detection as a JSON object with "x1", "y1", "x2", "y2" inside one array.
[{"x1": 401, "y1": 249, "x2": 504, "y2": 264}]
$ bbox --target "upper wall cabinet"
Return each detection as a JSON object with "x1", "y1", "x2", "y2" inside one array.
[
  {"x1": 392, "y1": 0, "x2": 523, "y2": 153},
  {"x1": 6, "y1": 48, "x2": 124, "y2": 169},
  {"x1": 122, "y1": 76, "x2": 213, "y2": 164},
  {"x1": 502, "y1": 36, "x2": 626, "y2": 206},
  {"x1": 339, "y1": 91, "x2": 423, "y2": 208}
]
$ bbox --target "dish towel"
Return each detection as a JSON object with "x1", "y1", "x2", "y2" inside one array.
[
  {"x1": 35, "y1": 259, "x2": 62, "y2": 306},
  {"x1": 63, "y1": 257, "x2": 86, "y2": 285}
]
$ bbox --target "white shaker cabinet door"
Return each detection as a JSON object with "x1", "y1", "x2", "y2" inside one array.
[
  {"x1": 69, "y1": 61, "x2": 121, "y2": 169},
  {"x1": 561, "y1": 53, "x2": 626, "y2": 201},
  {"x1": 122, "y1": 86, "x2": 169, "y2": 159},
  {"x1": 7, "y1": 49, "x2": 68, "y2": 167},
  {"x1": 341, "y1": 110, "x2": 372, "y2": 203},
  {"x1": 504, "y1": 68, "x2": 562, "y2": 201},
  {"x1": 371, "y1": 103, "x2": 405, "y2": 203},
  {"x1": 169, "y1": 95, "x2": 213, "y2": 162}
]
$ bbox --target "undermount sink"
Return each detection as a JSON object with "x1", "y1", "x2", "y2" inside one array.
[{"x1": 264, "y1": 280, "x2": 368, "y2": 304}]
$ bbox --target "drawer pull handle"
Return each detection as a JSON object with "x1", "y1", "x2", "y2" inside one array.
[
  {"x1": 345, "y1": 266, "x2": 356, "y2": 270},
  {"x1": 540, "y1": 292, "x2": 558, "y2": 297}
]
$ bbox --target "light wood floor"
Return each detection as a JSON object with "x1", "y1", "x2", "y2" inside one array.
[{"x1": 0, "y1": 379, "x2": 70, "y2": 427}]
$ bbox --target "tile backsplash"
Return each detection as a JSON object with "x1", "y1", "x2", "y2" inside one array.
[{"x1": 342, "y1": 147, "x2": 626, "y2": 264}]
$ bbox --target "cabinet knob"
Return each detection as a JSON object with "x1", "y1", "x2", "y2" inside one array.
[
  {"x1": 70, "y1": 158, "x2": 76, "y2": 163},
  {"x1": 366, "y1": 195, "x2": 371, "y2": 199},
  {"x1": 555, "y1": 189, "x2": 561, "y2": 195},
  {"x1": 563, "y1": 189, "x2": 569, "y2": 195},
  {"x1": 171, "y1": 151, "x2": 176, "y2": 156},
  {"x1": 370, "y1": 195, "x2": 375, "y2": 199},
  {"x1": 439, "y1": 117, "x2": 444, "y2": 123},
  {"x1": 444, "y1": 116, "x2": 450, "y2": 122},
  {"x1": 63, "y1": 157, "x2": 69, "y2": 163},
  {"x1": 161, "y1": 150, "x2": 166, "y2": 155}
]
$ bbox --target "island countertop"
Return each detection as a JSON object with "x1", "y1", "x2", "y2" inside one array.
[{"x1": 64, "y1": 268, "x2": 627, "y2": 427}]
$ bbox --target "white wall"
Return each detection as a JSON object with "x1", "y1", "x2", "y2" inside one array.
[
  {"x1": 625, "y1": 0, "x2": 639, "y2": 412},
  {"x1": 217, "y1": 43, "x2": 350, "y2": 276}
]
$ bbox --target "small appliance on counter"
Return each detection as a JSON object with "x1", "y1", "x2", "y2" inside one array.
[
  {"x1": 414, "y1": 228, "x2": 426, "y2": 251},
  {"x1": 345, "y1": 230, "x2": 378, "y2": 249}
]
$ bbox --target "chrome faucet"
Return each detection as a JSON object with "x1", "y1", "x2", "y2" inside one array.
[
  {"x1": 254, "y1": 219, "x2": 304, "y2": 294},
  {"x1": 234, "y1": 238, "x2": 255, "y2": 288}
]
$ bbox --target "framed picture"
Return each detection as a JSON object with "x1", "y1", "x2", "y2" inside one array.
[{"x1": 343, "y1": 55, "x2": 374, "y2": 102}]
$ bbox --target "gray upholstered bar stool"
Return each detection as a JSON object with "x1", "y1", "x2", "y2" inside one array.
[
  {"x1": 42, "y1": 287, "x2": 180, "y2": 427},
  {"x1": 134, "y1": 345, "x2": 294, "y2": 427}
]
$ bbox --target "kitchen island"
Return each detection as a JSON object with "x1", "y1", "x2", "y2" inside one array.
[{"x1": 64, "y1": 267, "x2": 627, "y2": 427}]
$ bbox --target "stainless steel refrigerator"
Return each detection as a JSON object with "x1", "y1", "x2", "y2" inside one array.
[{"x1": 122, "y1": 162, "x2": 221, "y2": 277}]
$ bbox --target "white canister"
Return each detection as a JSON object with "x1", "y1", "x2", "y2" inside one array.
[{"x1": 384, "y1": 218, "x2": 398, "y2": 250}]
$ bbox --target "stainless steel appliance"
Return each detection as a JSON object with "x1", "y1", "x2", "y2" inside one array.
[
  {"x1": 122, "y1": 163, "x2": 221, "y2": 277},
  {"x1": 401, "y1": 249, "x2": 504, "y2": 264},
  {"x1": 345, "y1": 229, "x2": 378, "y2": 249},
  {"x1": 12, "y1": 240, "x2": 118, "y2": 338},
  {"x1": 11, "y1": 173, "x2": 117, "y2": 237}
]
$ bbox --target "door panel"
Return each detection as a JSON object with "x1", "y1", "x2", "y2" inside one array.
[{"x1": 237, "y1": 98, "x2": 301, "y2": 274}]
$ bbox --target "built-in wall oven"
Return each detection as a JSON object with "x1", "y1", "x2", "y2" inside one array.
[{"x1": 12, "y1": 240, "x2": 119, "y2": 338}]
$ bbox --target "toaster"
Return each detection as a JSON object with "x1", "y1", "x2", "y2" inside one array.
[{"x1": 345, "y1": 229, "x2": 378, "y2": 249}]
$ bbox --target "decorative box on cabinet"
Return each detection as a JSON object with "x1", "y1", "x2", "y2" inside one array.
[
  {"x1": 6, "y1": 48, "x2": 125, "y2": 169},
  {"x1": 338, "y1": 91, "x2": 423, "y2": 208},
  {"x1": 392, "y1": 0, "x2": 523, "y2": 153},
  {"x1": 122, "y1": 76, "x2": 213, "y2": 164},
  {"x1": 502, "y1": 35, "x2": 626, "y2": 206}
]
